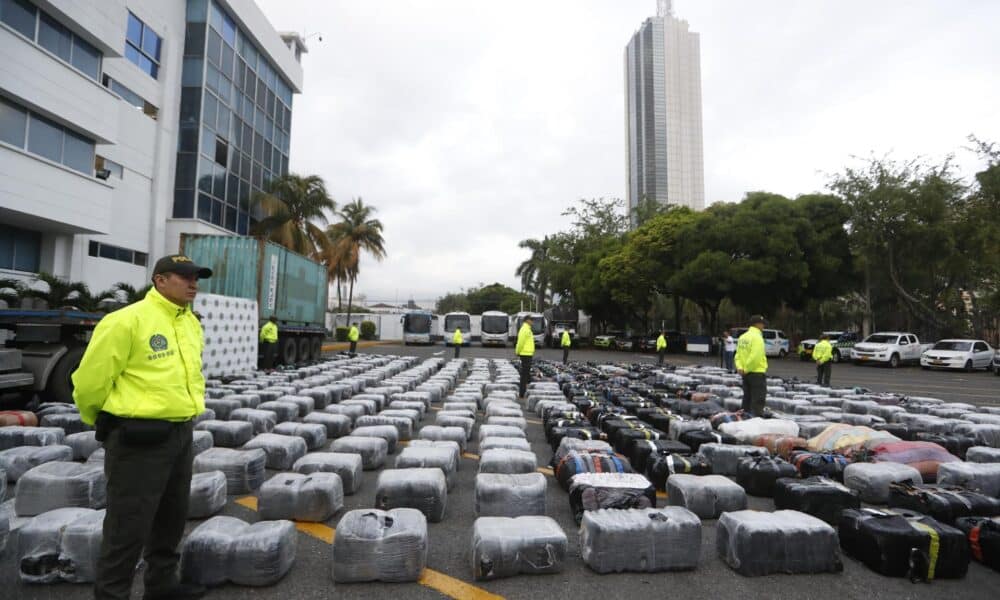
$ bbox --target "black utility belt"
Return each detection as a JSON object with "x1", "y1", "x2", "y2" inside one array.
[{"x1": 96, "y1": 412, "x2": 191, "y2": 445}]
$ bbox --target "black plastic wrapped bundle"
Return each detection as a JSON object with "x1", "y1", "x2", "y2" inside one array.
[
  {"x1": 471, "y1": 516, "x2": 567, "y2": 580},
  {"x1": 735, "y1": 456, "x2": 798, "y2": 497},
  {"x1": 273, "y1": 422, "x2": 328, "y2": 451},
  {"x1": 243, "y1": 433, "x2": 307, "y2": 470},
  {"x1": 887, "y1": 482, "x2": 1000, "y2": 524},
  {"x1": 205, "y1": 398, "x2": 242, "y2": 420},
  {"x1": 645, "y1": 453, "x2": 712, "y2": 491},
  {"x1": 195, "y1": 420, "x2": 254, "y2": 447},
  {"x1": 773, "y1": 476, "x2": 861, "y2": 525},
  {"x1": 717, "y1": 510, "x2": 843, "y2": 575},
  {"x1": 697, "y1": 443, "x2": 768, "y2": 476},
  {"x1": 954, "y1": 516, "x2": 1000, "y2": 572},
  {"x1": 0, "y1": 426, "x2": 65, "y2": 450},
  {"x1": 332, "y1": 508, "x2": 428, "y2": 582},
  {"x1": 568, "y1": 473, "x2": 656, "y2": 524},
  {"x1": 678, "y1": 430, "x2": 738, "y2": 453},
  {"x1": 14, "y1": 461, "x2": 106, "y2": 516},
  {"x1": 258, "y1": 472, "x2": 344, "y2": 522},
  {"x1": 193, "y1": 448, "x2": 267, "y2": 494},
  {"x1": 626, "y1": 439, "x2": 691, "y2": 474},
  {"x1": 229, "y1": 408, "x2": 277, "y2": 434},
  {"x1": 1, "y1": 445, "x2": 73, "y2": 481},
  {"x1": 187, "y1": 471, "x2": 227, "y2": 518},
  {"x1": 788, "y1": 450, "x2": 849, "y2": 481},
  {"x1": 180, "y1": 516, "x2": 297, "y2": 586},
  {"x1": 374, "y1": 468, "x2": 448, "y2": 522},
  {"x1": 330, "y1": 436, "x2": 388, "y2": 470}
]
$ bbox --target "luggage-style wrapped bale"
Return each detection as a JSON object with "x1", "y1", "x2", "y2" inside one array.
[
  {"x1": 471, "y1": 516, "x2": 568, "y2": 580},
  {"x1": 697, "y1": 443, "x2": 768, "y2": 476},
  {"x1": 374, "y1": 468, "x2": 447, "y2": 522},
  {"x1": 17, "y1": 507, "x2": 103, "y2": 583},
  {"x1": 478, "y1": 448, "x2": 537, "y2": 475},
  {"x1": 481, "y1": 436, "x2": 532, "y2": 452},
  {"x1": 475, "y1": 473, "x2": 546, "y2": 517},
  {"x1": 331, "y1": 436, "x2": 388, "y2": 470},
  {"x1": 395, "y1": 446, "x2": 459, "y2": 490},
  {"x1": 417, "y1": 425, "x2": 467, "y2": 451},
  {"x1": 273, "y1": 422, "x2": 328, "y2": 451},
  {"x1": 293, "y1": 452, "x2": 363, "y2": 494},
  {"x1": 626, "y1": 439, "x2": 692, "y2": 474},
  {"x1": 735, "y1": 455, "x2": 798, "y2": 498},
  {"x1": 888, "y1": 482, "x2": 1000, "y2": 524},
  {"x1": 839, "y1": 508, "x2": 969, "y2": 580},
  {"x1": 243, "y1": 433, "x2": 307, "y2": 470},
  {"x1": 864, "y1": 440, "x2": 960, "y2": 483},
  {"x1": 1, "y1": 445, "x2": 73, "y2": 481},
  {"x1": 667, "y1": 474, "x2": 747, "y2": 519},
  {"x1": 580, "y1": 506, "x2": 701, "y2": 573},
  {"x1": 844, "y1": 462, "x2": 924, "y2": 504},
  {"x1": 0, "y1": 426, "x2": 65, "y2": 450},
  {"x1": 678, "y1": 430, "x2": 738, "y2": 453},
  {"x1": 773, "y1": 477, "x2": 861, "y2": 525},
  {"x1": 193, "y1": 448, "x2": 267, "y2": 494},
  {"x1": 954, "y1": 516, "x2": 1000, "y2": 572},
  {"x1": 555, "y1": 450, "x2": 632, "y2": 490},
  {"x1": 645, "y1": 453, "x2": 712, "y2": 491},
  {"x1": 967, "y1": 446, "x2": 1000, "y2": 463},
  {"x1": 717, "y1": 510, "x2": 843, "y2": 576},
  {"x1": 788, "y1": 450, "x2": 850, "y2": 481},
  {"x1": 180, "y1": 516, "x2": 297, "y2": 586},
  {"x1": 64, "y1": 431, "x2": 101, "y2": 461},
  {"x1": 568, "y1": 473, "x2": 655, "y2": 524},
  {"x1": 258, "y1": 472, "x2": 344, "y2": 522},
  {"x1": 302, "y1": 412, "x2": 353, "y2": 439},
  {"x1": 195, "y1": 420, "x2": 254, "y2": 447},
  {"x1": 187, "y1": 471, "x2": 227, "y2": 518},
  {"x1": 332, "y1": 508, "x2": 428, "y2": 583},
  {"x1": 936, "y1": 462, "x2": 1000, "y2": 498},
  {"x1": 229, "y1": 408, "x2": 277, "y2": 434},
  {"x1": 14, "y1": 462, "x2": 106, "y2": 516}
]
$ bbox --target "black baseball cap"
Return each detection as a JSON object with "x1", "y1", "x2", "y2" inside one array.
[
  {"x1": 153, "y1": 254, "x2": 213, "y2": 279},
  {"x1": 749, "y1": 314, "x2": 767, "y2": 326}
]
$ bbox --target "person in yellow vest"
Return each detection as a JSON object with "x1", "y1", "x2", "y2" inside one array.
[
  {"x1": 72, "y1": 254, "x2": 211, "y2": 600},
  {"x1": 453, "y1": 327, "x2": 463, "y2": 359},
  {"x1": 516, "y1": 315, "x2": 535, "y2": 398},
  {"x1": 348, "y1": 322, "x2": 360, "y2": 355},
  {"x1": 561, "y1": 330, "x2": 572, "y2": 364},
  {"x1": 813, "y1": 333, "x2": 834, "y2": 387},
  {"x1": 656, "y1": 331, "x2": 667, "y2": 366},
  {"x1": 259, "y1": 315, "x2": 279, "y2": 372},
  {"x1": 735, "y1": 315, "x2": 768, "y2": 415}
]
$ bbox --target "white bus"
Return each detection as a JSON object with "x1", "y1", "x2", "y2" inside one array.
[
  {"x1": 443, "y1": 311, "x2": 472, "y2": 346},
  {"x1": 401, "y1": 310, "x2": 435, "y2": 345},
  {"x1": 509, "y1": 311, "x2": 546, "y2": 346},
  {"x1": 480, "y1": 311, "x2": 509, "y2": 347}
]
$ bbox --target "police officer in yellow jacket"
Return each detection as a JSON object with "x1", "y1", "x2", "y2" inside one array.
[
  {"x1": 656, "y1": 331, "x2": 667, "y2": 366},
  {"x1": 259, "y1": 315, "x2": 279, "y2": 371},
  {"x1": 453, "y1": 328, "x2": 463, "y2": 359},
  {"x1": 73, "y1": 255, "x2": 210, "y2": 600},
  {"x1": 735, "y1": 315, "x2": 768, "y2": 415},
  {"x1": 516, "y1": 316, "x2": 535, "y2": 398},
  {"x1": 561, "y1": 330, "x2": 572, "y2": 364},
  {"x1": 813, "y1": 333, "x2": 834, "y2": 387},
  {"x1": 348, "y1": 322, "x2": 360, "y2": 355}
]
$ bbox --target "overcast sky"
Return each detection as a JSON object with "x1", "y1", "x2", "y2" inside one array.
[{"x1": 257, "y1": 0, "x2": 1000, "y2": 307}]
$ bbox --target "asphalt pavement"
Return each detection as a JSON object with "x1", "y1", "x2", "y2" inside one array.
[{"x1": 1, "y1": 344, "x2": 997, "y2": 599}]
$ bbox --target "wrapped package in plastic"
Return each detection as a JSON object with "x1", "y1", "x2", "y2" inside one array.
[
  {"x1": 39, "y1": 412, "x2": 91, "y2": 435},
  {"x1": 887, "y1": 482, "x2": 1000, "y2": 524},
  {"x1": 626, "y1": 439, "x2": 692, "y2": 474},
  {"x1": 0, "y1": 426, "x2": 66, "y2": 450},
  {"x1": 324, "y1": 403, "x2": 366, "y2": 423},
  {"x1": 806, "y1": 424, "x2": 899, "y2": 454},
  {"x1": 395, "y1": 446, "x2": 458, "y2": 490},
  {"x1": 205, "y1": 398, "x2": 242, "y2": 420},
  {"x1": 355, "y1": 415, "x2": 412, "y2": 441},
  {"x1": 735, "y1": 456, "x2": 798, "y2": 497},
  {"x1": 718, "y1": 418, "x2": 799, "y2": 444},
  {"x1": 14, "y1": 461, "x2": 106, "y2": 516},
  {"x1": 1, "y1": 445, "x2": 73, "y2": 481},
  {"x1": 478, "y1": 448, "x2": 537, "y2": 475},
  {"x1": 472, "y1": 516, "x2": 567, "y2": 580},
  {"x1": 788, "y1": 450, "x2": 849, "y2": 481},
  {"x1": 697, "y1": 443, "x2": 768, "y2": 476},
  {"x1": 273, "y1": 422, "x2": 328, "y2": 451},
  {"x1": 967, "y1": 446, "x2": 1000, "y2": 463},
  {"x1": 299, "y1": 388, "x2": 331, "y2": 410},
  {"x1": 486, "y1": 416, "x2": 528, "y2": 431},
  {"x1": 443, "y1": 401, "x2": 478, "y2": 414},
  {"x1": 302, "y1": 411, "x2": 352, "y2": 439},
  {"x1": 192, "y1": 409, "x2": 216, "y2": 425},
  {"x1": 485, "y1": 404, "x2": 522, "y2": 419},
  {"x1": 667, "y1": 474, "x2": 748, "y2": 519},
  {"x1": 408, "y1": 440, "x2": 461, "y2": 466},
  {"x1": 257, "y1": 400, "x2": 300, "y2": 423},
  {"x1": 936, "y1": 462, "x2": 1000, "y2": 498},
  {"x1": 331, "y1": 436, "x2": 389, "y2": 470},
  {"x1": 64, "y1": 431, "x2": 101, "y2": 461},
  {"x1": 17, "y1": 507, "x2": 102, "y2": 583},
  {"x1": 551, "y1": 438, "x2": 613, "y2": 468},
  {"x1": 195, "y1": 420, "x2": 254, "y2": 447},
  {"x1": 773, "y1": 476, "x2": 861, "y2": 525},
  {"x1": 293, "y1": 452, "x2": 363, "y2": 494},
  {"x1": 555, "y1": 450, "x2": 632, "y2": 490},
  {"x1": 375, "y1": 468, "x2": 447, "y2": 522},
  {"x1": 667, "y1": 418, "x2": 712, "y2": 441},
  {"x1": 276, "y1": 395, "x2": 315, "y2": 417},
  {"x1": 258, "y1": 472, "x2": 344, "y2": 522},
  {"x1": 351, "y1": 425, "x2": 400, "y2": 454},
  {"x1": 380, "y1": 409, "x2": 421, "y2": 427},
  {"x1": 717, "y1": 510, "x2": 843, "y2": 575},
  {"x1": 389, "y1": 400, "x2": 427, "y2": 419},
  {"x1": 580, "y1": 507, "x2": 701, "y2": 573},
  {"x1": 645, "y1": 453, "x2": 712, "y2": 491},
  {"x1": 181, "y1": 516, "x2": 297, "y2": 586},
  {"x1": 864, "y1": 440, "x2": 960, "y2": 482},
  {"x1": 191, "y1": 430, "x2": 213, "y2": 455},
  {"x1": 568, "y1": 473, "x2": 655, "y2": 524},
  {"x1": 0, "y1": 410, "x2": 38, "y2": 427},
  {"x1": 475, "y1": 473, "x2": 546, "y2": 517},
  {"x1": 229, "y1": 408, "x2": 277, "y2": 434},
  {"x1": 243, "y1": 433, "x2": 307, "y2": 470},
  {"x1": 332, "y1": 508, "x2": 428, "y2": 582},
  {"x1": 435, "y1": 414, "x2": 475, "y2": 440},
  {"x1": 843, "y1": 462, "x2": 923, "y2": 504},
  {"x1": 188, "y1": 470, "x2": 227, "y2": 518},
  {"x1": 417, "y1": 425, "x2": 467, "y2": 452},
  {"x1": 955, "y1": 516, "x2": 1000, "y2": 572},
  {"x1": 86, "y1": 448, "x2": 105, "y2": 465},
  {"x1": 481, "y1": 437, "x2": 531, "y2": 453},
  {"x1": 226, "y1": 393, "x2": 261, "y2": 409},
  {"x1": 478, "y1": 425, "x2": 526, "y2": 444},
  {"x1": 193, "y1": 448, "x2": 267, "y2": 494}
]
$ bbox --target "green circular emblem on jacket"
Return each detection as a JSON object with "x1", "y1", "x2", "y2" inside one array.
[{"x1": 149, "y1": 334, "x2": 168, "y2": 351}]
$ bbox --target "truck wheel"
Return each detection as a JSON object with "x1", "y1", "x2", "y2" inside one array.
[
  {"x1": 889, "y1": 354, "x2": 900, "y2": 368},
  {"x1": 311, "y1": 337, "x2": 323, "y2": 359},
  {"x1": 281, "y1": 337, "x2": 297, "y2": 365},
  {"x1": 298, "y1": 338, "x2": 312, "y2": 362},
  {"x1": 44, "y1": 346, "x2": 86, "y2": 404}
]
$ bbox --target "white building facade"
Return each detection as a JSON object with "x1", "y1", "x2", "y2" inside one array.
[
  {"x1": 624, "y1": 0, "x2": 704, "y2": 221},
  {"x1": 0, "y1": 0, "x2": 303, "y2": 294}
]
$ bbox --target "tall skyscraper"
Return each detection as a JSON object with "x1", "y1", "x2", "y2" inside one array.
[{"x1": 625, "y1": 0, "x2": 704, "y2": 221}]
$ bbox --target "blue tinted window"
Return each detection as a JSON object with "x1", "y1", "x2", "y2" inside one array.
[
  {"x1": 0, "y1": 224, "x2": 41, "y2": 272},
  {"x1": 71, "y1": 36, "x2": 100, "y2": 80},
  {"x1": 0, "y1": 96, "x2": 27, "y2": 147},
  {"x1": 38, "y1": 12, "x2": 71, "y2": 61},
  {"x1": 1, "y1": 0, "x2": 37, "y2": 39},
  {"x1": 27, "y1": 113, "x2": 63, "y2": 163},
  {"x1": 141, "y1": 26, "x2": 160, "y2": 61},
  {"x1": 221, "y1": 13, "x2": 235, "y2": 45},
  {"x1": 127, "y1": 12, "x2": 142, "y2": 46},
  {"x1": 125, "y1": 43, "x2": 142, "y2": 66},
  {"x1": 126, "y1": 12, "x2": 160, "y2": 79},
  {"x1": 62, "y1": 129, "x2": 93, "y2": 174}
]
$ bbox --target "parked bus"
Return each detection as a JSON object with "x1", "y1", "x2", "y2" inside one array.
[
  {"x1": 509, "y1": 311, "x2": 546, "y2": 346},
  {"x1": 402, "y1": 310, "x2": 435, "y2": 345},
  {"x1": 480, "y1": 311, "x2": 510, "y2": 347},
  {"x1": 443, "y1": 311, "x2": 472, "y2": 346}
]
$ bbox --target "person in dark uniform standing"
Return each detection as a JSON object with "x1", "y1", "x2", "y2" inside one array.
[{"x1": 73, "y1": 255, "x2": 211, "y2": 600}]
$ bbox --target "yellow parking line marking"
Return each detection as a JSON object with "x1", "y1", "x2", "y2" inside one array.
[
  {"x1": 526, "y1": 419, "x2": 542, "y2": 425},
  {"x1": 656, "y1": 491, "x2": 668, "y2": 499},
  {"x1": 536, "y1": 467, "x2": 554, "y2": 476},
  {"x1": 235, "y1": 496, "x2": 334, "y2": 543},
  {"x1": 462, "y1": 452, "x2": 480, "y2": 460},
  {"x1": 235, "y1": 496, "x2": 258, "y2": 510}
]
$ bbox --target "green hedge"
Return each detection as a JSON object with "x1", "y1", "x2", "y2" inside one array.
[
  {"x1": 360, "y1": 320, "x2": 377, "y2": 340},
  {"x1": 335, "y1": 326, "x2": 348, "y2": 342}
]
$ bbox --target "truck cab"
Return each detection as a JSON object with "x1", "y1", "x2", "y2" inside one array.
[{"x1": 851, "y1": 332, "x2": 928, "y2": 367}]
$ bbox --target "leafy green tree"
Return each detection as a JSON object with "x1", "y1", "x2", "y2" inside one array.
[
  {"x1": 252, "y1": 174, "x2": 335, "y2": 260},
  {"x1": 435, "y1": 292, "x2": 469, "y2": 314},
  {"x1": 327, "y1": 198, "x2": 386, "y2": 328},
  {"x1": 515, "y1": 237, "x2": 552, "y2": 311}
]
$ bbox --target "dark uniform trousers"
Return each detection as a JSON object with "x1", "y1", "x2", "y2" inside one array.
[
  {"x1": 657, "y1": 349, "x2": 665, "y2": 366},
  {"x1": 349, "y1": 340, "x2": 358, "y2": 354},
  {"x1": 817, "y1": 362, "x2": 832, "y2": 387},
  {"x1": 96, "y1": 420, "x2": 194, "y2": 600},
  {"x1": 741, "y1": 372, "x2": 767, "y2": 415},
  {"x1": 260, "y1": 341, "x2": 277, "y2": 369},
  {"x1": 562, "y1": 348, "x2": 569, "y2": 364},
  {"x1": 454, "y1": 345, "x2": 460, "y2": 359},
  {"x1": 519, "y1": 355, "x2": 532, "y2": 398}
]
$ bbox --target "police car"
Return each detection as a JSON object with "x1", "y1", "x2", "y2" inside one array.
[
  {"x1": 732, "y1": 328, "x2": 791, "y2": 358},
  {"x1": 797, "y1": 331, "x2": 859, "y2": 363}
]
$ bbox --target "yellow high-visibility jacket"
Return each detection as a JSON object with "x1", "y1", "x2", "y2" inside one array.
[
  {"x1": 348, "y1": 326, "x2": 360, "y2": 342},
  {"x1": 656, "y1": 334, "x2": 667, "y2": 351},
  {"x1": 813, "y1": 339, "x2": 833, "y2": 364},
  {"x1": 515, "y1": 323, "x2": 535, "y2": 357},
  {"x1": 561, "y1": 331, "x2": 571, "y2": 348},
  {"x1": 453, "y1": 329, "x2": 463, "y2": 345},
  {"x1": 260, "y1": 321, "x2": 278, "y2": 343},
  {"x1": 72, "y1": 288, "x2": 206, "y2": 425},
  {"x1": 735, "y1": 327, "x2": 768, "y2": 373}
]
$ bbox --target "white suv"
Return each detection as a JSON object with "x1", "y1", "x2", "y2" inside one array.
[
  {"x1": 851, "y1": 332, "x2": 929, "y2": 368},
  {"x1": 732, "y1": 328, "x2": 791, "y2": 358}
]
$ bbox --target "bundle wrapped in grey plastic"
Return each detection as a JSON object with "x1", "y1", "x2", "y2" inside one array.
[
  {"x1": 14, "y1": 461, "x2": 106, "y2": 516},
  {"x1": 716, "y1": 510, "x2": 843, "y2": 575},
  {"x1": 243, "y1": 433, "x2": 307, "y2": 470},
  {"x1": 332, "y1": 508, "x2": 428, "y2": 582},
  {"x1": 342, "y1": 398, "x2": 377, "y2": 415},
  {"x1": 1, "y1": 445, "x2": 73, "y2": 481},
  {"x1": 302, "y1": 411, "x2": 352, "y2": 439},
  {"x1": 64, "y1": 432, "x2": 101, "y2": 461},
  {"x1": 193, "y1": 448, "x2": 267, "y2": 494},
  {"x1": 667, "y1": 418, "x2": 712, "y2": 441},
  {"x1": 408, "y1": 440, "x2": 461, "y2": 468},
  {"x1": 478, "y1": 448, "x2": 537, "y2": 474},
  {"x1": 331, "y1": 436, "x2": 388, "y2": 470},
  {"x1": 697, "y1": 443, "x2": 769, "y2": 476},
  {"x1": 258, "y1": 472, "x2": 344, "y2": 522},
  {"x1": 351, "y1": 425, "x2": 400, "y2": 454},
  {"x1": 472, "y1": 516, "x2": 567, "y2": 580},
  {"x1": 257, "y1": 400, "x2": 301, "y2": 423},
  {"x1": 388, "y1": 400, "x2": 427, "y2": 419},
  {"x1": 395, "y1": 446, "x2": 458, "y2": 490},
  {"x1": 39, "y1": 412, "x2": 91, "y2": 434},
  {"x1": 475, "y1": 473, "x2": 546, "y2": 517},
  {"x1": 967, "y1": 446, "x2": 1000, "y2": 463},
  {"x1": 481, "y1": 437, "x2": 532, "y2": 452},
  {"x1": 293, "y1": 452, "x2": 363, "y2": 494},
  {"x1": 486, "y1": 404, "x2": 523, "y2": 418},
  {"x1": 666, "y1": 474, "x2": 748, "y2": 519},
  {"x1": 276, "y1": 395, "x2": 315, "y2": 417},
  {"x1": 551, "y1": 438, "x2": 613, "y2": 468},
  {"x1": 936, "y1": 462, "x2": 1000, "y2": 497},
  {"x1": 478, "y1": 425, "x2": 526, "y2": 444},
  {"x1": 57, "y1": 508, "x2": 105, "y2": 582},
  {"x1": 486, "y1": 416, "x2": 527, "y2": 430},
  {"x1": 180, "y1": 516, "x2": 297, "y2": 586},
  {"x1": 375, "y1": 468, "x2": 448, "y2": 522},
  {"x1": 17, "y1": 507, "x2": 103, "y2": 583},
  {"x1": 435, "y1": 414, "x2": 475, "y2": 440},
  {"x1": 443, "y1": 401, "x2": 478, "y2": 414},
  {"x1": 273, "y1": 422, "x2": 328, "y2": 450},
  {"x1": 954, "y1": 423, "x2": 1000, "y2": 448},
  {"x1": 86, "y1": 448, "x2": 105, "y2": 465},
  {"x1": 353, "y1": 393, "x2": 387, "y2": 411},
  {"x1": 580, "y1": 507, "x2": 701, "y2": 573},
  {"x1": 417, "y1": 425, "x2": 467, "y2": 451},
  {"x1": 380, "y1": 409, "x2": 421, "y2": 428},
  {"x1": 843, "y1": 462, "x2": 922, "y2": 504},
  {"x1": 324, "y1": 403, "x2": 366, "y2": 422},
  {"x1": 195, "y1": 420, "x2": 254, "y2": 447},
  {"x1": 299, "y1": 388, "x2": 331, "y2": 410},
  {"x1": 205, "y1": 398, "x2": 242, "y2": 420},
  {"x1": 191, "y1": 430, "x2": 214, "y2": 455},
  {"x1": 355, "y1": 415, "x2": 413, "y2": 441},
  {"x1": 0, "y1": 426, "x2": 65, "y2": 450},
  {"x1": 226, "y1": 393, "x2": 261, "y2": 408},
  {"x1": 229, "y1": 408, "x2": 277, "y2": 434},
  {"x1": 188, "y1": 471, "x2": 227, "y2": 518},
  {"x1": 192, "y1": 409, "x2": 216, "y2": 425}
]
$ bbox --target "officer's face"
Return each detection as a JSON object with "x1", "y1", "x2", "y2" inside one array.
[{"x1": 156, "y1": 272, "x2": 199, "y2": 306}]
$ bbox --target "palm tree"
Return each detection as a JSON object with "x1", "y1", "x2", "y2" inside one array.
[
  {"x1": 515, "y1": 237, "x2": 551, "y2": 312},
  {"x1": 251, "y1": 174, "x2": 336, "y2": 260},
  {"x1": 326, "y1": 198, "x2": 386, "y2": 327},
  {"x1": 324, "y1": 232, "x2": 351, "y2": 311},
  {"x1": 113, "y1": 281, "x2": 152, "y2": 305}
]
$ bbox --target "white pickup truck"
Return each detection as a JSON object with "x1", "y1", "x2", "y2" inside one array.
[{"x1": 851, "y1": 332, "x2": 934, "y2": 368}]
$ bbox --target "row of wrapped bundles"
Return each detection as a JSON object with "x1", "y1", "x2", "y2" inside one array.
[
  {"x1": 180, "y1": 516, "x2": 297, "y2": 586},
  {"x1": 17, "y1": 507, "x2": 104, "y2": 583}
]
